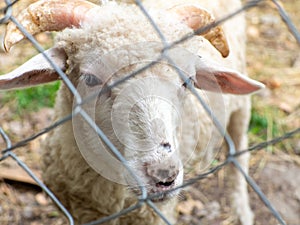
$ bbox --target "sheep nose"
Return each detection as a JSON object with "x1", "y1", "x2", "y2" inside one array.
[{"x1": 146, "y1": 165, "x2": 179, "y2": 185}]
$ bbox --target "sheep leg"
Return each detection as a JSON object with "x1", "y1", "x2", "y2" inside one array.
[{"x1": 227, "y1": 103, "x2": 254, "y2": 225}]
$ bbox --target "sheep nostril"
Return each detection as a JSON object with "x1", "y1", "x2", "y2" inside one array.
[{"x1": 156, "y1": 180, "x2": 175, "y2": 187}]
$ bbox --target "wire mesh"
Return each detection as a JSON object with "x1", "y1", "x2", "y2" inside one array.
[{"x1": 0, "y1": 0, "x2": 300, "y2": 225}]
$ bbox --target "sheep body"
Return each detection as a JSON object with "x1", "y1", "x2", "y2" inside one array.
[
  {"x1": 1, "y1": 1, "x2": 259, "y2": 225},
  {"x1": 43, "y1": 2, "x2": 251, "y2": 224}
]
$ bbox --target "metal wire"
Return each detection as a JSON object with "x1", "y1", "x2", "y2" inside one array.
[
  {"x1": 1, "y1": 0, "x2": 299, "y2": 225},
  {"x1": 0, "y1": 127, "x2": 75, "y2": 225}
]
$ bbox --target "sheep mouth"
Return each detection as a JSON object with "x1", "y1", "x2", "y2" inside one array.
[
  {"x1": 155, "y1": 180, "x2": 175, "y2": 190},
  {"x1": 149, "y1": 180, "x2": 177, "y2": 202},
  {"x1": 130, "y1": 179, "x2": 177, "y2": 202}
]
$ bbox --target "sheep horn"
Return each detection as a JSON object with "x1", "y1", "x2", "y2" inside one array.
[
  {"x1": 170, "y1": 5, "x2": 230, "y2": 57},
  {"x1": 3, "y1": 0, "x2": 97, "y2": 52}
]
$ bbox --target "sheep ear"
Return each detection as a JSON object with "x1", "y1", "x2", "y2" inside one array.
[
  {"x1": 194, "y1": 57, "x2": 264, "y2": 94},
  {"x1": 0, "y1": 47, "x2": 66, "y2": 90}
]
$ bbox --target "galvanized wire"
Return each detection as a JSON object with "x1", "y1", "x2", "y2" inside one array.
[
  {"x1": 1, "y1": 0, "x2": 300, "y2": 225},
  {"x1": 0, "y1": 127, "x2": 75, "y2": 225}
]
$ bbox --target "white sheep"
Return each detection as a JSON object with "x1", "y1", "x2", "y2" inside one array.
[{"x1": 0, "y1": 0, "x2": 264, "y2": 224}]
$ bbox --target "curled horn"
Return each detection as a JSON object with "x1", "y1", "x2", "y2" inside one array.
[
  {"x1": 4, "y1": 0, "x2": 97, "y2": 52},
  {"x1": 170, "y1": 5, "x2": 230, "y2": 57}
]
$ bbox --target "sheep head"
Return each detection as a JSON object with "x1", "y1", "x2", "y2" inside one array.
[{"x1": 0, "y1": 0, "x2": 264, "y2": 201}]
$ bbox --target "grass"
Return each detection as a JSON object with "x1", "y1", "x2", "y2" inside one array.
[
  {"x1": 248, "y1": 99, "x2": 295, "y2": 153},
  {"x1": 2, "y1": 81, "x2": 60, "y2": 114},
  {"x1": 249, "y1": 108, "x2": 279, "y2": 137}
]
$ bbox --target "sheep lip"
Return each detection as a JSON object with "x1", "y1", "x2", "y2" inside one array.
[
  {"x1": 151, "y1": 195, "x2": 168, "y2": 202},
  {"x1": 150, "y1": 188, "x2": 177, "y2": 202}
]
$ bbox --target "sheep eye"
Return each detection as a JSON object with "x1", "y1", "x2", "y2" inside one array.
[{"x1": 83, "y1": 74, "x2": 102, "y2": 87}]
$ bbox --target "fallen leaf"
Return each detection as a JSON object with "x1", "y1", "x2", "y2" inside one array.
[
  {"x1": 0, "y1": 166, "x2": 41, "y2": 186},
  {"x1": 261, "y1": 78, "x2": 281, "y2": 90}
]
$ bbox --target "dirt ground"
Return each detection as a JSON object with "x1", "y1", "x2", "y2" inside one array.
[{"x1": 0, "y1": 1, "x2": 300, "y2": 225}]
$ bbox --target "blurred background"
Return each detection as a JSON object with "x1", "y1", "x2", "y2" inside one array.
[{"x1": 0, "y1": 0, "x2": 299, "y2": 224}]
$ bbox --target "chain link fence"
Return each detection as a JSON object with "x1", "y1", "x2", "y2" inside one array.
[{"x1": 0, "y1": 0, "x2": 300, "y2": 225}]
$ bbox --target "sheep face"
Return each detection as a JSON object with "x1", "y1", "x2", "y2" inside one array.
[{"x1": 72, "y1": 45, "x2": 198, "y2": 201}]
